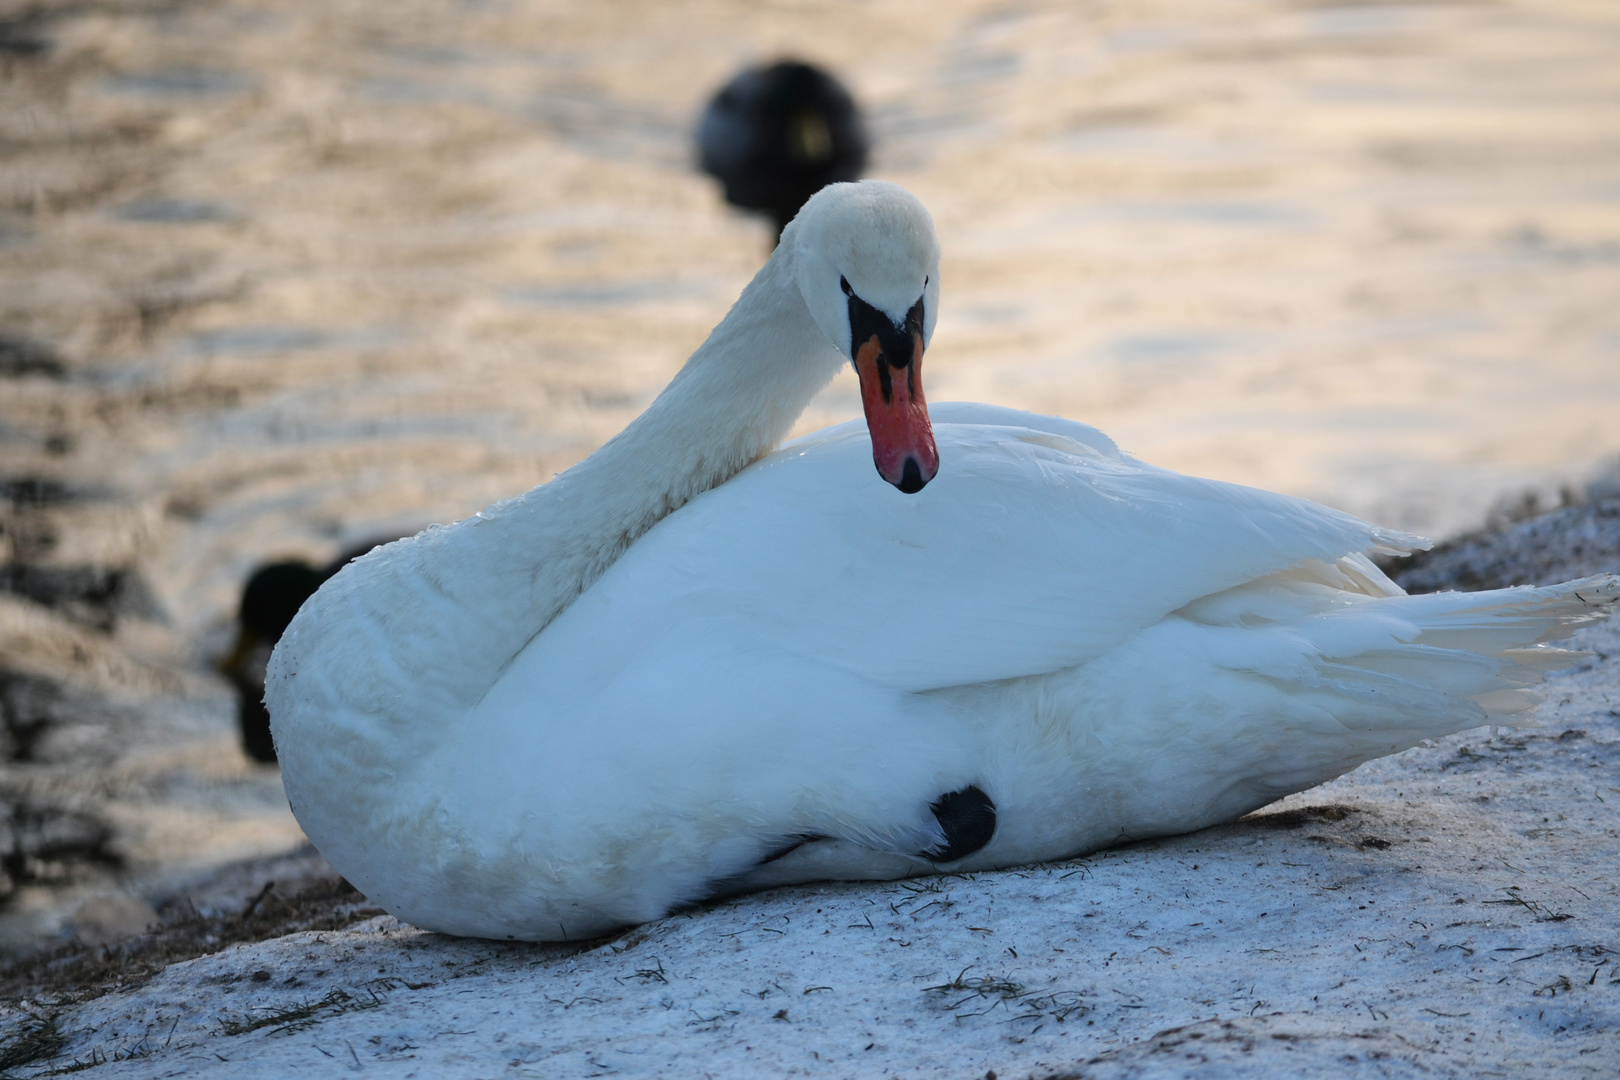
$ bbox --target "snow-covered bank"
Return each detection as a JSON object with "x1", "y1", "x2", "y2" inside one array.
[
  {"x1": 1396, "y1": 494, "x2": 1620, "y2": 596},
  {"x1": 5, "y1": 613, "x2": 1615, "y2": 1078}
]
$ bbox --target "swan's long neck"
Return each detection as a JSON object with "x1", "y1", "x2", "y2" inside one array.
[
  {"x1": 269, "y1": 233, "x2": 842, "y2": 745},
  {"x1": 564, "y1": 236, "x2": 839, "y2": 570}
]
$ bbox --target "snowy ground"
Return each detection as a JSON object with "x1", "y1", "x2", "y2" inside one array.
[{"x1": 4, "y1": 611, "x2": 1615, "y2": 1079}]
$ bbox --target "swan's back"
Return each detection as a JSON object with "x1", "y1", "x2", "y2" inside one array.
[{"x1": 523, "y1": 403, "x2": 1423, "y2": 699}]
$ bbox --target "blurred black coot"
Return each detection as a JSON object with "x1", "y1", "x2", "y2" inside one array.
[
  {"x1": 697, "y1": 60, "x2": 870, "y2": 237},
  {"x1": 219, "y1": 539, "x2": 397, "y2": 764}
]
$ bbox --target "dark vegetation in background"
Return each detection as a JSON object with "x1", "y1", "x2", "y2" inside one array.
[
  {"x1": 0, "y1": 798, "x2": 118, "y2": 903},
  {"x1": 0, "y1": 477, "x2": 158, "y2": 631},
  {"x1": 0, "y1": 336, "x2": 64, "y2": 380},
  {"x1": 2, "y1": 0, "x2": 181, "y2": 905},
  {"x1": 0, "y1": 5, "x2": 51, "y2": 62},
  {"x1": 0, "y1": 477, "x2": 146, "y2": 909}
]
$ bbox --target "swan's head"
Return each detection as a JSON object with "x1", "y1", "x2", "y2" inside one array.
[{"x1": 792, "y1": 180, "x2": 941, "y2": 493}]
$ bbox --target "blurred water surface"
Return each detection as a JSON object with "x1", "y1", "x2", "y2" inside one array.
[{"x1": 1, "y1": 0, "x2": 1618, "y2": 941}]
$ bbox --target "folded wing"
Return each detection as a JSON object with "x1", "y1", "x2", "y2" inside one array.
[{"x1": 528, "y1": 404, "x2": 1424, "y2": 696}]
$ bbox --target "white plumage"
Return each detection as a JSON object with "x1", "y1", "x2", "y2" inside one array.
[{"x1": 267, "y1": 181, "x2": 1617, "y2": 942}]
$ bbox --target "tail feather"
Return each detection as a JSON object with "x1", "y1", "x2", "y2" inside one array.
[
  {"x1": 1322, "y1": 646, "x2": 1516, "y2": 699},
  {"x1": 1303, "y1": 573, "x2": 1617, "y2": 728},
  {"x1": 1167, "y1": 571, "x2": 1619, "y2": 773},
  {"x1": 1393, "y1": 574, "x2": 1618, "y2": 647},
  {"x1": 950, "y1": 574, "x2": 1615, "y2": 853}
]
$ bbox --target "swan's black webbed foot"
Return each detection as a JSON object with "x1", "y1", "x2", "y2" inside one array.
[{"x1": 923, "y1": 785, "x2": 996, "y2": 863}]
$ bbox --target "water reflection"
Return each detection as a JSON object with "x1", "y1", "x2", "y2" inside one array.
[
  {"x1": 1098, "y1": 331, "x2": 1242, "y2": 366},
  {"x1": 502, "y1": 279, "x2": 726, "y2": 309},
  {"x1": 102, "y1": 68, "x2": 252, "y2": 98},
  {"x1": 112, "y1": 199, "x2": 239, "y2": 225},
  {"x1": 179, "y1": 326, "x2": 399, "y2": 356}
]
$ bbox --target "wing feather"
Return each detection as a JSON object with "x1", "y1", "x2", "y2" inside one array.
[{"x1": 531, "y1": 405, "x2": 1424, "y2": 694}]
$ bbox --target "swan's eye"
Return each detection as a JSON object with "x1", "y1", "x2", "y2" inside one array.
[{"x1": 839, "y1": 276, "x2": 853, "y2": 297}]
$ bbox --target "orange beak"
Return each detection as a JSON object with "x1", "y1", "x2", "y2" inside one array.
[{"x1": 854, "y1": 327, "x2": 938, "y2": 493}]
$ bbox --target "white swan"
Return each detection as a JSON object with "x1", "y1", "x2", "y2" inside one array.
[{"x1": 267, "y1": 180, "x2": 1617, "y2": 942}]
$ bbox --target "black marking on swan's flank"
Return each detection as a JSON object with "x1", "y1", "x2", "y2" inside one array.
[
  {"x1": 677, "y1": 835, "x2": 832, "y2": 914},
  {"x1": 759, "y1": 834, "x2": 827, "y2": 866},
  {"x1": 898, "y1": 458, "x2": 925, "y2": 494},
  {"x1": 923, "y1": 785, "x2": 996, "y2": 863}
]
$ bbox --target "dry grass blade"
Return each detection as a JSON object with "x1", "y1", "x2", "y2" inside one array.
[
  {"x1": 0, "y1": 879, "x2": 384, "y2": 1007},
  {"x1": 0, "y1": 1013, "x2": 64, "y2": 1076}
]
